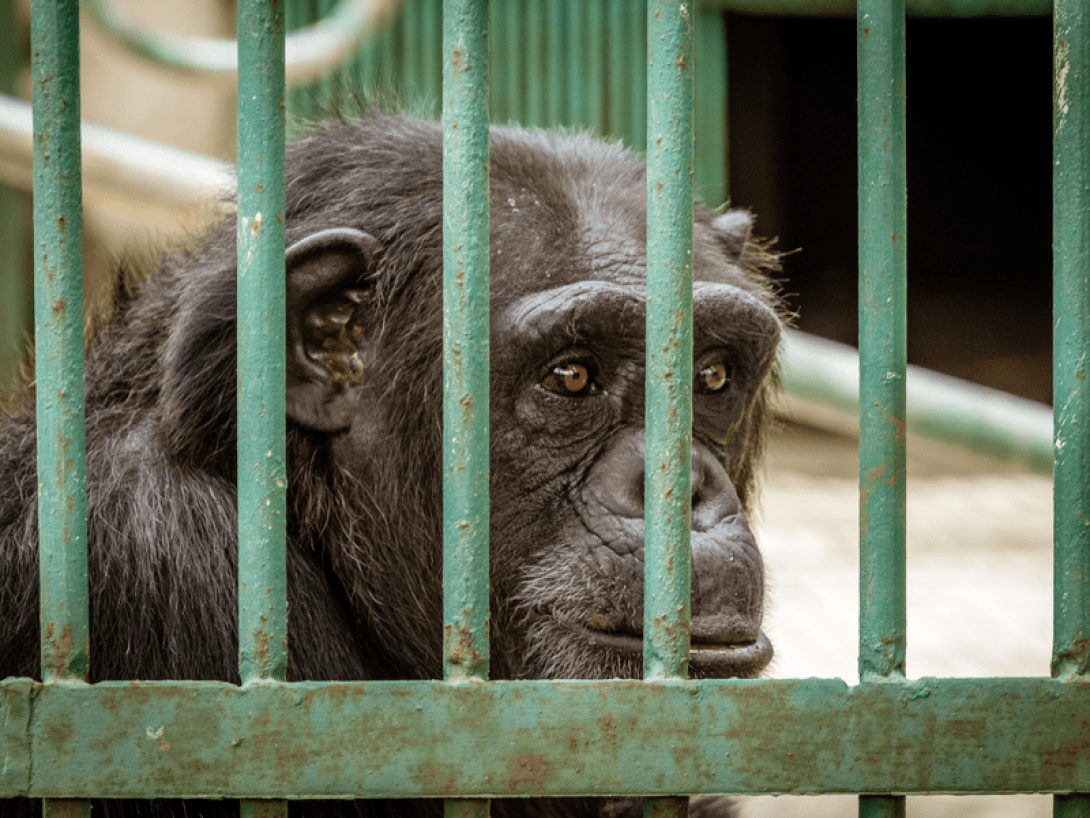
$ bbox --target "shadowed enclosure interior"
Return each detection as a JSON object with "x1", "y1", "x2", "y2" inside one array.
[{"x1": 1, "y1": 1, "x2": 1088, "y2": 818}]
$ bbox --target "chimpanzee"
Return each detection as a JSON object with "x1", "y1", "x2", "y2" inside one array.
[{"x1": 0, "y1": 113, "x2": 782, "y2": 818}]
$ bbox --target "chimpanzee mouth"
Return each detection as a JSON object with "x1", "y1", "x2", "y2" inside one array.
[{"x1": 564, "y1": 621, "x2": 773, "y2": 677}]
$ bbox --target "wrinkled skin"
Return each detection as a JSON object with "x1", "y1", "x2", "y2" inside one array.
[{"x1": 0, "y1": 114, "x2": 782, "y2": 818}]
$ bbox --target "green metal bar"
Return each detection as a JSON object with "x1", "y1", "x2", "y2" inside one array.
[
  {"x1": 31, "y1": 3, "x2": 89, "y2": 817},
  {"x1": 587, "y1": 0, "x2": 604, "y2": 131},
  {"x1": 858, "y1": 2, "x2": 906, "y2": 815},
  {"x1": 857, "y1": 0, "x2": 906, "y2": 684},
  {"x1": 693, "y1": 3, "x2": 727, "y2": 207},
  {"x1": 501, "y1": 0, "x2": 522, "y2": 123},
  {"x1": 421, "y1": 0, "x2": 442, "y2": 118},
  {"x1": 442, "y1": 0, "x2": 490, "y2": 685},
  {"x1": 546, "y1": 0, "x2": 565, "y2": 124},
  {"x1": 699, "y1": 0, "x2": 1050, "y2": 16},
  {"x1": 1052, "y1": 0, "x2": 1090, "y2": 684},
  {"x1": 644, "y1": 0, "x2": 694, "y2": 689},
  {"x1": 607, "y1": 0, "x2": 629, "y2": 139},
  {"x1": 442, "y1": 2, "x2": 489, "y2": 815},
  {"x1": 1053, "y1": 1, "x2": 1090, "y2": 815},
  {"x1": 0, "y1": 0, "x2": 29, "y2": 398},
  {"x1": 236, "y1": 0, "x2": 288, "y2": 690},
  {"x1": 566, "y1": 0, "x2": 586, "y2": 125},
  {"x1": 630, "y1": 3, "x2": 648, "y2": 153},
  {"x1": 32, "y1": 0, "x2": 88, "y2": 686},
  {"x1": 4, "y1": 677, "x2": 1090, "y2": 798},
  {"x1": 525, "y1": 0, "x2": 545, "y2": 126}
]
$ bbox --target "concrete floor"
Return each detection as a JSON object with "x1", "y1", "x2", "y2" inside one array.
[{"x1": 738, "y1": 423, "x2": 1054, "y2": 818}]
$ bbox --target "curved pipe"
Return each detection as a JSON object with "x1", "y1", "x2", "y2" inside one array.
[
  {"x1": 81, "y1": 0, "x2": 403, "y2": 87},
  {"x1": 779, "y1": 330, "x2": 1053, "y2": 475}
]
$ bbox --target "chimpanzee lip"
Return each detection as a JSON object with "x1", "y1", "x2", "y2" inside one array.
[{"x1": 565, "y1": 621, "x2": 773, "y2": 677}]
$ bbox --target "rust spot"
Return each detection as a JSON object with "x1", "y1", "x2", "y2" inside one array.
[
  {"x1": 656, "y1": 180, "x2": 664, "y2": 194},
  {"x1": 410, "y1": 763, "x2": 457, "y2": 797},
  {"x1": 597, "y1": 713, "x2": 616, "y2": 741},
  {"x1": 452, "y1": 49, "x2": 462, "y2": 68},
  {"x1": 52, "y1": 296, "x2": 66, "y2": 317},
  {"x1": 57, "y1": 215, "x2": 65, "y2": 230},
  {"x1": 863, "y1": 27, "x2": 870, "y2": 37},
  {"x1": 676, "y1": 54, "x2": 686, "y2": 69},
  {"x1": 890, "y1": 232, "x2": 900, "y2": 242},
  {"x1": 505, "y1": 754, "x2": 552, "y2": 792},
  {"x1": 254, "y1": 183, "x2": 264, "y2": 193},
  {"x1": 253, "y1": 628, "x2": 270, "y2": 664},
  {"x1": 1078, "y1": 370, "x2": 1085, "y2": 380}
]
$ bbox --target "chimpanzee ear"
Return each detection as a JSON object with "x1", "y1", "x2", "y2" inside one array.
[
  {"x1": 711, "y1": 209, "x2": 753, "y2": 261},
  {"x1": 285, "y1": 227, "x2": 380, "y2": 433}
]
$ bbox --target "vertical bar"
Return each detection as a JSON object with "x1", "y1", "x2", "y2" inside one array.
[
  {"x1": 0, "y1": 0, "x2": 29, "y2": 397},
  {"x1": 237, "y1": 0, "x2": 288, "y2": 808},
  {"x1": 644, "y1": 1, "x2": 693, "y2": 811},
  {"x1": 422, "y1": 0, "x2": 442, "y2": 117},
  {"x1": 32, "y1": 1, "x2": 90, "y2": 814},
  {"x1": 858, "y1": 0, "x2": 906, "y2": 815},
  {"x1": 587, "y1": 0, "x2": 604, "y2": 132},
  {"x1": 565, "y1": 0, "x2": 586, "y2": 125},
  {"x1": 546, "y1": 0, "x2": 566, "y2": 124},
  {"x1": 693, "y1": 4, "x2": 728, "y2": 208},
  {"x1": 607, "y1": 0, "x2": 629, "y2": 138},
  {"x1": 629, "y1": 1, "x2": 648, "y2": 153},
  {"x1": 489, "y1": 0, "x2": 508, "y2": 124},
  {"x1": 32, "y1": 0, "x2": 89, "y2": 685},
  {"x1": 443, "y1": 0, "x2": 490, "y2": 815},
  {"x1": 236, "y1": 0, "x2": 288, "y2": 687},
  {"x1": 525, "y1": 0, "x2": 545, "y2": 126},
  {"x1": 1053, "y1": 0, "x2": 1090, "y2": 814},
  {"x1": 503, "y1": 0, "x2": 522, "y2": 123},
  {"x1": 645, "y1": 0, "x2": 694, "y2": 684}
]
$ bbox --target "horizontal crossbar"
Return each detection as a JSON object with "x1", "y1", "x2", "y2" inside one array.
[{"x1": 1, "y1": 677, "x2": 1087, "y2": 799}]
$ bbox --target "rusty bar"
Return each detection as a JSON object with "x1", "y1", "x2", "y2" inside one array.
[
  {"x1": 236, "y1": 0, "x2": 288, "y2": 688},
  {"x1": 30, "y1": 2, "x2": 90, "y2": 814},
  {"x1": 441, "y1": 2, "x2": 490, "y2": 816},
  {"x1": 644, "y1": 0, "x2": 694, "y2": 686},
  {"x1": 857, "y1": 0, "x2": 907, "y2": 682},
  {"x1": 31, "y1": 0, "x2": 88, "y2": 687},
  {"x1": 4, "y1": 677, "x2": 1090, "y2": 798},
  {"x1": 857, "y1": 1, "x2": 907, "y2": 815},
  {"x1": 441, "y1": 0, "x2": 490, "y2": 685},
  {"x1": 235, "y1": 0, "x2": 288, "y2": 813},
  {"x1": 1052, "y1": 0, "x2": 1090, "y2": 815},
  {"x1": 644, "y1": 0, "x2": 694, "y2": 810}
]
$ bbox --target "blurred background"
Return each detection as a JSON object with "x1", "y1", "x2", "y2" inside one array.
[{"x1": 0, "y1": 1, "x2": 1056, "y2": 814}]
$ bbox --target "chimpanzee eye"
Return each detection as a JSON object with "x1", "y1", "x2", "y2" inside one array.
[
  {"x1": 542, "y1": 362, "x2": 594, "y2": 396},
  {"x1": 697, "y1": 360, "x2": 733, "y2": 394}
]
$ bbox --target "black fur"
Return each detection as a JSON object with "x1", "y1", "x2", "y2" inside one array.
[{"x1": 0, "y1": 114, "x2": 779, "y2": 818}]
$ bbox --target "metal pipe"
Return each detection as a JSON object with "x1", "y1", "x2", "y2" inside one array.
[
  {"x1": 1051, "y1": 0, "x2": 1090, "y2": 716},
  {"x1": 236, "y1": 0, "x2": 288, "y2": 691},
  {"x1": 779, "y1": 330, "x2": 1054, "y2": 474},
  {"x1": 857, "y1": 0, "x2": 907, "y2": 688},
  {"x1": 644, "y1": 0, "x2": 695, "y2": 688},
  {"x1": 32, "y1": 0, "x2": 90, "y2": 688},
  {"x1": 0, "y1": 96, "x2": 234, "y2": 226},
  {"x1": 441, "y1": 1, "x2": 490, "y2": 815},
  {"x1": 441, "y1": 0, "x2": 491, "y2": 687},
  {"x1": 80, "y1": 0, "x2": 403, "y2": 87}
]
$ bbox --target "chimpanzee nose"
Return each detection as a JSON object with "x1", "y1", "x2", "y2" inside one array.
[{"x1": 585, "y1": 429, "x2": 741, "y2": 530}]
